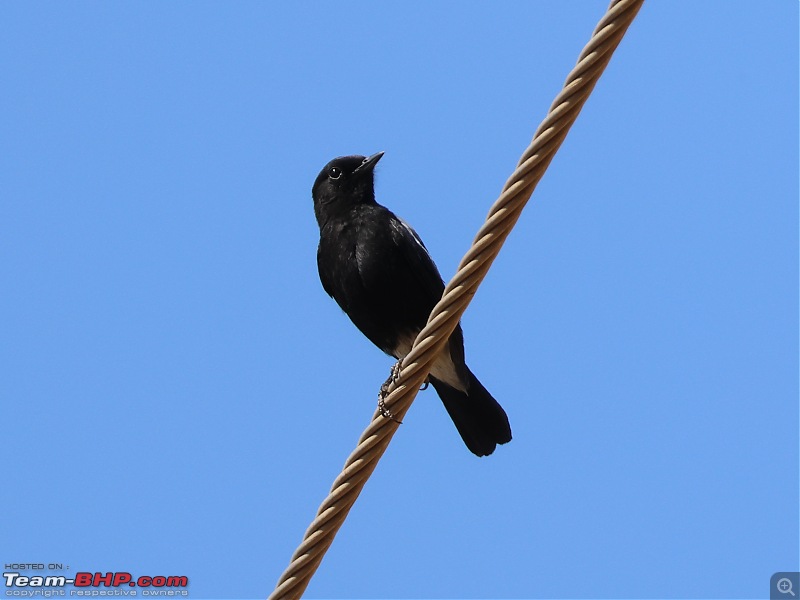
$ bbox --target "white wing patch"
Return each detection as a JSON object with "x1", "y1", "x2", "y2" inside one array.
[
  {"x1": 394, "y1": 217, "x2": 431, "y2": 258},
  {"x1": 389, "y1": 215, "x2": 464, "y2": 391}
]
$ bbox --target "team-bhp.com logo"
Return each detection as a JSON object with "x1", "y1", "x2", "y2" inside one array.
[{"x1": 4, "y1": 571, "x2": 189, "y2": 596}]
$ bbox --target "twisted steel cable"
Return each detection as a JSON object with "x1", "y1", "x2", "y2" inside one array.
[{"x1": 269, "y1": 1, "x2": 644, "y2": 597}]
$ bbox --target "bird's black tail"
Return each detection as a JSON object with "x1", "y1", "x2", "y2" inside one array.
[{"x1": 430, "y1": 370, "x2": 512, "y2": 457}]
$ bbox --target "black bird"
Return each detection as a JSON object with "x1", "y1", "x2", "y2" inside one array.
[{"x1": 312, "y1": 152, "x2": 512, "y2": 457}]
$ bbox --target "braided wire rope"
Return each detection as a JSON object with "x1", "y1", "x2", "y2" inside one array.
[{"x1": 269, "y1": 1, "x2": 644, "y2": 597}]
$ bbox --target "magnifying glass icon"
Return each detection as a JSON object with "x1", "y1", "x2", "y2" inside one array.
[{"x1": 778, "y1": 578, "x2": 796, "y2": 596}]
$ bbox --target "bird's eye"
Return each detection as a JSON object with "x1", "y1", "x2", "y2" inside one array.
[{"x1": 329, "y1": 166, "x2": 342, "y2": 179}]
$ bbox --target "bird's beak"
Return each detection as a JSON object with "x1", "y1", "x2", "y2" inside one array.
[{"x1": 355, "y1": 151, "x2": 385, "y2": 173}]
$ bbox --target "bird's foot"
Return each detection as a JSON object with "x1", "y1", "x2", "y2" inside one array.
[
  {"x1": 378, "y1": 361, "x2": 403, "y2": 424},
  {"x1": 420, "y1": 378, "x2": 429, "y2": 391}
]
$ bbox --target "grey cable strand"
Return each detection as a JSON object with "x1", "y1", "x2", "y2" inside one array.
[{"x1": 269, "y1": 1, "x2": 644, "y2": 597}]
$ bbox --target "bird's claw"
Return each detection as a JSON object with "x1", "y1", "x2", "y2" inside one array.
[{"x1": 378, "y1": 361, "x2": 403, "y2": 424}]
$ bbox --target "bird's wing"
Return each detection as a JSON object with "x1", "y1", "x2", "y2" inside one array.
[
  {"x1": 390, "y1": 214, "x2": 468, "y2": 375},
  {"x1": 347, "y1": 205, "x2": 452, "y2": 356},
  {"x1": 389, "y1": 215, "x2": 446, "y2": 308}
]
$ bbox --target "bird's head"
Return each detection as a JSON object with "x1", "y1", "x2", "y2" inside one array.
[{"x1": 312, "y1": 152, "x2": 384, "y2": 227}]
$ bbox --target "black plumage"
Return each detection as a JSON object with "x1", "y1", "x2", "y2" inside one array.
[{"x1": 312, "y1": 152, "x2": 511, "y2": 456}]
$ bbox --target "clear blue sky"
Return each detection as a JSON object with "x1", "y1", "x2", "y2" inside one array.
[{"x1": 1, "y1": 2, "x2": 797, "y2": 599}]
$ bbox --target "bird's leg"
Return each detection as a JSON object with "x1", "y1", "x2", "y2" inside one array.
[{"x1": 378, "y1": 361, "x2": 403, "y2": 424}]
